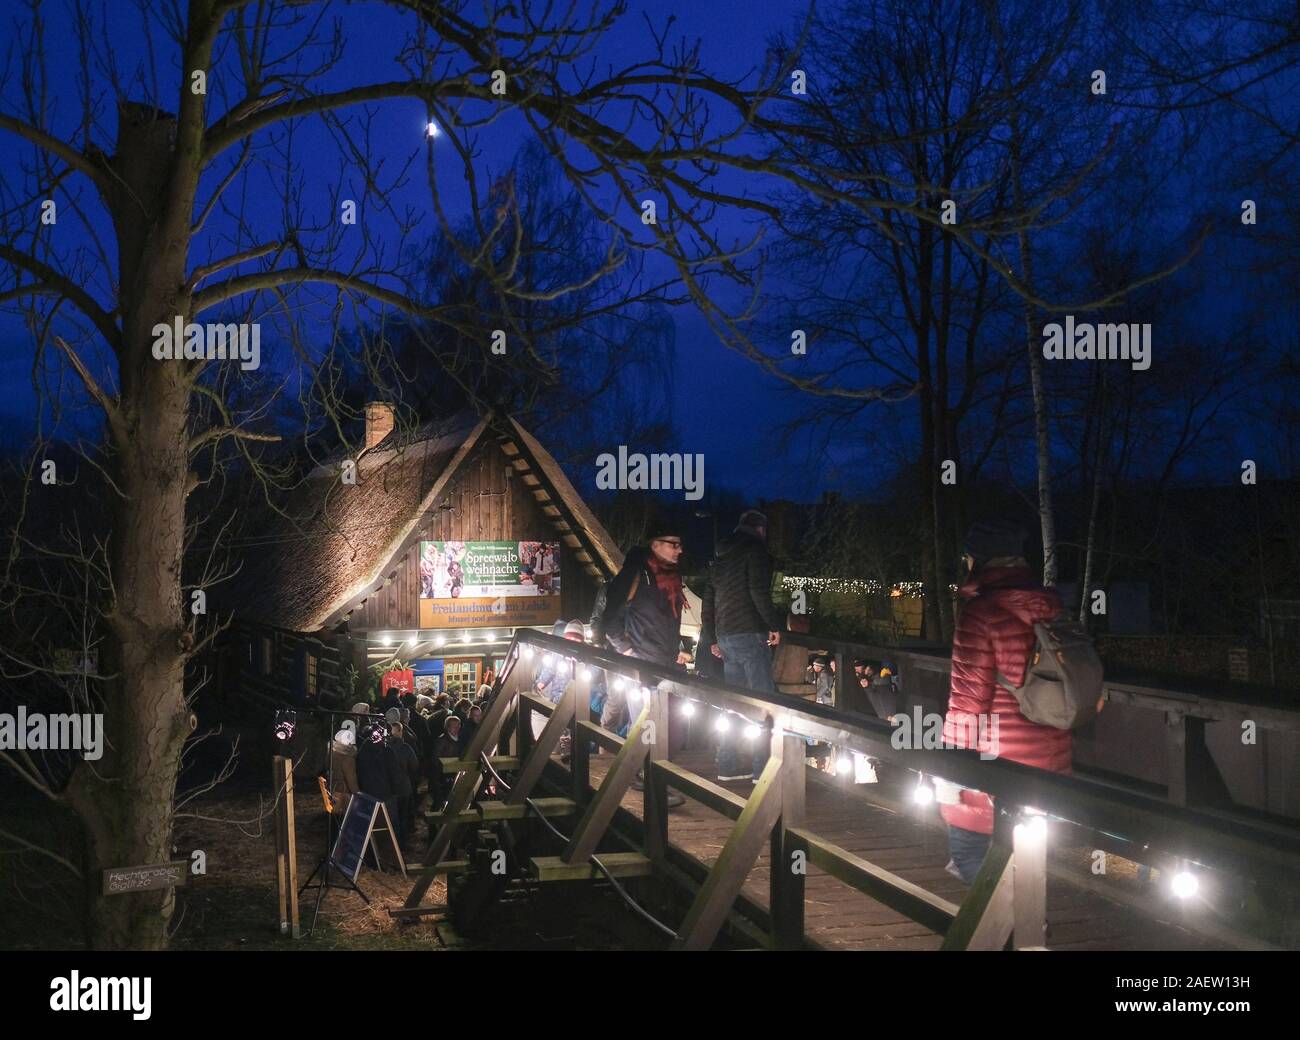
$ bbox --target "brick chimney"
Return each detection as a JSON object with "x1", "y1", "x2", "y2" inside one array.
[{"x1": 364, "y1": 401, "x2": 395, "y2": 450}]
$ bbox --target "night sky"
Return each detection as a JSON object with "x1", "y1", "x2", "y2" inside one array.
[{"x1": 0, "y1": 1, "x2": 1288, "y2": 500}]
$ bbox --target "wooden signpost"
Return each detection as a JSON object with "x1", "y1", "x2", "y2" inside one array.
[
  {"x1": 102, "y1": 860, "x2": 188, "y2": 897},
  {"x1": 273, "y1": 755, "x2": 300, "y2": 937}
]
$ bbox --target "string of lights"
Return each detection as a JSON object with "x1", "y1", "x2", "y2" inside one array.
[
  {"x1": 509, "y1": 641, "x2": 1207, "y2": 904},
  {"x1": 780, "y1": 576, "x2": 953, "y2": 596}
]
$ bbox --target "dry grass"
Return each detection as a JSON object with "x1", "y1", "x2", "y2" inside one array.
[{"x1": 171, "y1": 786, "x2": 451, "y2": 950}]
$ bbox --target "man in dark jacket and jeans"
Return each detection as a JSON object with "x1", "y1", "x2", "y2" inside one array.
[{"x1": 702, "y1": 509, "x2": 785, "y2": 781}]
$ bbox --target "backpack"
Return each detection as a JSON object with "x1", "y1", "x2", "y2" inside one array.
[
  {"x1": 588, "y1": 552, "x2": 645, "y2": 646},
  {"x1": 996, "y1": 613, "x2": 1104, "y2": 730}
]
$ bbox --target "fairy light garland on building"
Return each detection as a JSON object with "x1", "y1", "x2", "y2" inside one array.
[{"x1": 780, "y1": 576, "x2": 941, "y2": 597}]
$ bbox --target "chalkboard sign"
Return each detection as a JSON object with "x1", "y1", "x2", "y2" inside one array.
[
  {"x1": 331, "y1": 792, "x2": 379, "y2": 881},
  {"x1": 329, "y1": 793, "x2": 405, "y2": 881}
]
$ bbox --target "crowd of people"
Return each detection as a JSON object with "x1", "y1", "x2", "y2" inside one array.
[
  {"x1": 327, "y1": 509, "x2": 1076, "y2": 889},
  {"x1": 326, "y1": 680, "x2": 500, "y2": 855}
]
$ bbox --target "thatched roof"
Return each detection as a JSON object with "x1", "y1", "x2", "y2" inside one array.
[{"x1": 227, "y1": 410, "x2": 620, "y2": 633}]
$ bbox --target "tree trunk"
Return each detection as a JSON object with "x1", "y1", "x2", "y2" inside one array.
[
  {"x1": 1079, "y1": 372, "x2": 1109, "y2": 624},
  {"x1": 997, "y1": 23, "x2": 1057, "y2": 587},
  {"x1": 63, "y1": 20, "x2": 212, "y2": 941},
  {"x1": 67, "y1": 334, "x2": 194, "y2": 949}
]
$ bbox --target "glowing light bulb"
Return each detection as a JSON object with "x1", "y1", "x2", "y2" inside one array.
[
  {"x1": 746, "y1": 723, "x2": 761, "y2": 740},
  {"x1": 435, "y1": 635, "x2": 446, "y2": 647},
  {"x1": 681, "y1": 701, "x2": 696, "y2": 718},
  {"x1": 1171, "y1": 871, "x2": 1199, "y2": 899},
  {"x1": 580, "y1": 666, "x2": 592, "y2": 681},
  {"x1": 1015, "y1": 814, "x2": 1048, "y2": 846},
  {"x1": 426, "y1": 120, "x2": 440, "y2": 138},
  {"x1": 715, "y1": 715, "x2": 731, "y2": 734},
  {"x1": 836, "y1": 756, "x2": 852, "y2": 775},
  {"x1": 913, "y1": 783, "x2": 935, "y2": 806}
]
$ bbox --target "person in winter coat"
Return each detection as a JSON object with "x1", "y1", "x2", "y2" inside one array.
[
  {"x1": 594, "y1": 530, "x2": 690, "y2": 739},
  {"x1": 531, "y1": 620, "x2": 570, "y2": 700},
  {"x1": 702, "y1": 509, "x2": 785, "y2": 782},
  {"x1": 867, "y1": 667, "x2": 900, "y2": 720},
  {"x1": 389, "y1": 722, "x2": 419, "y2": 846},
  {"x1": 328, "y1": 727, "x2": 360, "y2": 816},
  {"x1": 938, "y1": 519, "x2": 1071, "y2": 883},
  {"x1": 429, "y1": 714, "x2": 464, "y2": 810},
  {"x1": 592, "y1": 526, "x2": 690, "y2": 807},
  {"x1": 806, "y1": 655, "x2": 835, "y2": 706},
  {"x1": 356, "y1": 721, "x2": 404, "y2": 846}
]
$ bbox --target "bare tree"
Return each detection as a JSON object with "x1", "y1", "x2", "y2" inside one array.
[{"x1": 0, "y1": 0, "x2": 800, "y2": 949}]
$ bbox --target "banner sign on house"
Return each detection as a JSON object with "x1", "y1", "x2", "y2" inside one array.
[{"x1": 418, "y1": 540, "x2": 561, "y2": 628}]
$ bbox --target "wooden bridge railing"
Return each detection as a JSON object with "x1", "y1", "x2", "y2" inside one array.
[
  {"x1": 400, "y1": 630, "x2": 1300, "y2": 950},
  {"x1": 778, "y1": 630, "x2": 1300, "y2": 815}
]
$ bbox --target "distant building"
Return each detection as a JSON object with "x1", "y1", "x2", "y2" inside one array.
[{"x1": 215, "y1": 407, "x2": 623, "y2": 706}]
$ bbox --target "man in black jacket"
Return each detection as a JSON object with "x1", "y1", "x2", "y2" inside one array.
[
  {"x1": 356, "y1": 721, "x2": 405, "y2": 860},
  {"x1": 702, "y1": 508, "x2": 785, "y2": 781},
  {"x1": 593, "y1": 524, "x2": 690, "y2": 807}
]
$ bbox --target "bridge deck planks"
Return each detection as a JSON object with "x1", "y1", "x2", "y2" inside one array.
[{"x1": 580, "y1": 747, "x2": 1218, "y2": 951}]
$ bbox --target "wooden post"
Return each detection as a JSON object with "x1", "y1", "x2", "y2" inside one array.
[
  {"x1": 516, "y1": 683, "x2": 533, "y2": 763},
  {"x1": 770, "y1": 732, "x2": 806, "y2": 950},
  {"x1": 273, "y1": 755, "x2": 300, "y2": 938},
  {"x1": 941, "y1": 841, "x2": 1013, "y2": 951},
  {"x1": 274, "y1": 758, "x2": 288, "y2": 934},
  {"x1": 1165, "y1": 712, "x2": 1229, "y2": 807},
  {"x1": 833, "y1": 648, "x2": 848, "y2": 710},
  {"x1": 506, "y1": 682, "x2": 575, "y2": 807},
  {"x1": 572, "y1": 671, "x2": 592, "y2": 805},
  {"x1": 563, "y1": 701, "x2": 650, "y2": 864},
  {"x1": 672, "y1": 754, "x2": 785, "y2": 951},
  {"x1": 1012, "y1": 818, "x2": 1047, "y2": 949},
  {"x1": 644, "y1": 683, "x2": 671, "y2": 869}
]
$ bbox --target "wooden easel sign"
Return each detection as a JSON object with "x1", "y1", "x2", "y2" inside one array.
[{"x1": 330, "y1": 792, "x2": 406, "y2": 881}]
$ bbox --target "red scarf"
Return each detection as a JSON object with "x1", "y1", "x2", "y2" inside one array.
[{"x1": 646, "y1": 553, "x2": 683, "y2": 619}]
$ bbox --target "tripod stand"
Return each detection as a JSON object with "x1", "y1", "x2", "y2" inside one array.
[{"x1": 297, "y1": 707, "x2": 377, "y2": 936}]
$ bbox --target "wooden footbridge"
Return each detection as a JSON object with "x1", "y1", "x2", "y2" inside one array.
[{"x1": 396, "y1": 631, "x2": 1300, "y2": 950}]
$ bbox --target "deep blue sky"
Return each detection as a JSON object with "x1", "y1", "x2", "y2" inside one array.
[
  {"x1": 0, "y1": 1, "x2": 1291, "y2": 502},
  {"x1": 0, "y1": 0, "x2": 826, "y2": 497}
]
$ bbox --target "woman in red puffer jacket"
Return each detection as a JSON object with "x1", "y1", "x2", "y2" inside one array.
[{"x1": 939, "y1": 520, "x2": 1072, "y2": 883}]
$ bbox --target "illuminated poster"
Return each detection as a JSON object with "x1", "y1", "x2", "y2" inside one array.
[{"x1": 418, "y1": 540, "x2": 561, "y2": 628}]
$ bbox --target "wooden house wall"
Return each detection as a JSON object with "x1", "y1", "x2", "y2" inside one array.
[{"x1": 353, "y1": 439, "x2": 600, "y2": 632}]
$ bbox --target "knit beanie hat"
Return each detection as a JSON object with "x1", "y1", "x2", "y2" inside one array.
[
  {"x1": 737, "y1": 508, "x2": 768, "y2": 539},
  {"x1": 962, "y1": 519, "x2": 1027, "y2": 564}
]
